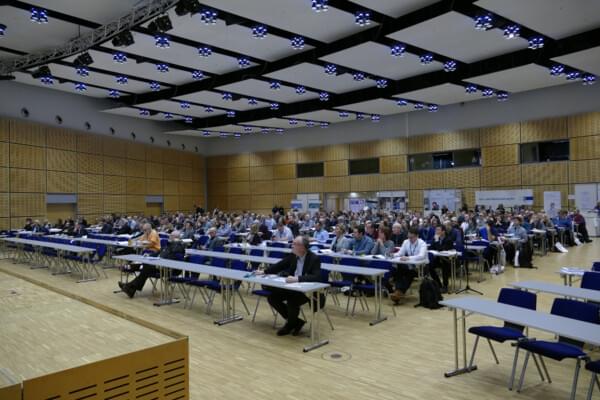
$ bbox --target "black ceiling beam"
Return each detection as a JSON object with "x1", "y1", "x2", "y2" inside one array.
[
  {"x1": 9, "y1": 0, "x2": 101, "y2": 29},
  {"x1": 185, "y1": 25, "x2": 600, "y2": 129},
  {"x1": 118, "y1": 0, "x2": 465, "y2": 106}
]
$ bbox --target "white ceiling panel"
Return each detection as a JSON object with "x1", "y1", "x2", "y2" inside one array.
[
  {"x1": 0, "y1": 6, "x2": 92, "y2": 53},
  {"x1": 217, "y1": 78, "x2": 320, "y2": 103},
  {"x1": 163, "y1": 129, "x2": 215, "y2": 137},
  {"x1": 341, "y1": 98, "x2": 406, "y2": 115},
  {"x1": 194, "y1": 0, "x2": 376, "y2": 43},
  {"x1": 63, "y1": 50, "x2": 194, "y2": 86},
  {"x1": 395, "y1": 83, "x2": 479, "y2": 105},
  {"x1": 465, "y1": 64, "x2": 572, "y2": 93},
  {"x1": 265, "y1": 63, "x2": 374, "y2": 93},
  {"x1": 174, "y1": 90, "x2": 270, "y2": 111},
  {"x1": 552, "y1": 46, "x2": 600, "y2": 77},
  {"x1": 102, "y1": 32, "x2": 252, "y2": 74},
  {"x1": 286, "y1": 110, "x2": 348, "y2": 123},
  {"x1": 136, "y1": 100, "x2": 226, "y2": 118},
  {"x1": 198, "y1": 124, "x2": 263, "y2": 134},
  {"x1": 160, "y1": 9, "x2": 307, "y2": 62},
  {"x1": 26, "y1": 0, "x2": 140, "y2": 24},
  {"x1": 387, "y1": 11, "x2": 528, "y2": 63},
  {"x1": 45, "y1": 63, "x2": 150, "y2": 93},
  {"x1": 244, "y1": 118, "x2": 303, "y2": 129},
  {"x1": 475, "y1": 0, "x2": 600, "y2": 40},
  {"x1": 102, "y1": 107, "x2": 184, "y2": 121},
  {"x1": 351, "y1": 0, "x2": 439, "y2": 18},
  {"x1": 320, "y1": 41, "x2": 443, "y2": 79},
  {"x1": 12, "y1": 71, "x2": 114, "y2": 98}
]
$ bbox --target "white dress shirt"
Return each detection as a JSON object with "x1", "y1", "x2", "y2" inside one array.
[{"x1": 397, "y1": 238, "x2": 428, "y2": 261}]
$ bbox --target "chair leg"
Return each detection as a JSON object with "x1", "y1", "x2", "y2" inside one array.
[
  {"x1": 517, "y1": 351, "x2": 531, "y2": 393},
  {"x1": 570, "y1": 359, "x2": 582, "y2": 400},
  {"x1": 587, "y1": 372, "x2": 597, "y2": 400},
  {"x1": 345, "y1": 291, "x2": 351, "y2": 316},
  {"x1": 323, "y1": 308, "x2": 334, "y2": 331},
  {"x1": 468, "y1": 336, "x2": 480, "y2": 370},
  {"x1": 509, "y1": 346, "x2": 520, "y2": 391},
  {"x1": 539, "y1": 355, "x2": 552, "y2": 383},
  {"x1": 271, "y1": 305, "x2": 278, "y2": 328},
  {"x1": 531, "y1": 354, "x2": 545, "y2": 382},
  {"x1": 251, "y1": 296, "x2": 261, "y2": 322},
  {"x1": 236, "y1": 289, "x2": 250, "y2": 315},
  {"x1": 486, "y1": 339, "x2": 499, "y2": 364}
]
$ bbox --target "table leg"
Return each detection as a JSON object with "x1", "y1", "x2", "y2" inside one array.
[
  {"x1": 303, "y1": 289, "x2": 329, "y2": 352},
  {"x1": 370, "y1": 274, "x2": 387, "y2": 326},
  {"x1": 214, "y1": 278, "x2": 243, "y2": 325},
  {"x1": 444, "y1": 308, "x2": 477, "y2": 377}
]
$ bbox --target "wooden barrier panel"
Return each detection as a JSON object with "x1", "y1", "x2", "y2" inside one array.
[{"x1": 22, "y1": 338, "x2": 188, "y2": 400}]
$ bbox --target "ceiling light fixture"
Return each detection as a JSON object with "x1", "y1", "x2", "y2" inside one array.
[
  {"x1": 251, "y1": 25, "x2": 267, "y2": 39},
  {"x1": 420, "y1": 54, "x2": 434, "y2": 65},
  {"x1": 319, "y1": 92, "x2": 329, "y2": 101},
  {"x1": 175, "y1": 0, "x2": 202, "y2": 16},
  {"x1": 270, "y1": 102, "x2": 279, "y2": 110},
  {"x1": 481, "y1": 88, "x2": 495, "y2": 97},
  {"x1": 198, "y1": 46, "x2": 212, "y2": 57},
  {"x1": 306, "y1": 121, "x2": 315, "y2": 127},
  {"x1": 353, "y1": 71, "x2": 365, "y2": 81},
  {"x1": 355, "y1": 11, "x2": 371, "y2": 26},
  {"x1": 237, "y1": 57, "x2": 250, "y2": 68},
  {"x1": 474, "y1": 14, "x2": 493, "y2": 31},
  {"x1": 390, "y1": 43, "x2": 406, "y2": 57},
  {"x1": 184, "y1": 116, "x2": 193, "y2": 124},
  {"x1": 113, "y1": 52, "x2": 127, "y2": 63},
  {"x1": 371, "y1": 114, "x2": 381, "y2": 122},
  {"x1": 200, "y1": 8, "x2": 218, "y2": 25},
  {"x1": 324, "y1": 64, "x2": 337, "y2": 75},
  {"x1": 205, "y1": 106, "x2": 214, "y2": 112},
  {"x1": 496, "y1": 91, "x2": 509, "y2": 101},
  {"x1": 180, "y1": 101, "x2": 191, "y2": 109},
  {"x1": 291, "y1": 36, "x2": 305, "y2": 50},
  {"x1": 339, "y1": 111, "x2": 349, "y2": 118},
  {"x1": 289, "y1": 119, "x2": 298, "y2": 125},
  {"x1": 111, "y1": 30, "x2": 134, "y2": 47},
  {"x1": 443, "y1": 60, "x2": 457, "y2": 72},
  {"x1": 428, "y1": 104, "x2": 439, "y2": 112},
  {"x1": 528, "y1": 36, "x2": 544, "y2": 50},
  {"x1": 108, "y1": 89, "x2": 121, "y2": 98},
  {"x1": 320, "y1": 122, "x2": 329, "y2": 128},
  {"x1": 139, "y1": 109, "x2": 150, "y2": 116},
  {"x1": 163, "y1": 112, "x2": 173, "y2": 120},
  {"x1": 414, "y1": 103, "x2": 424, "y2": 110},
  {"x1": 375, "y1": 79, "x2": 388, "y2": 88},
  {"x1": 0, "y1": 24, "x2": 6, "y2": 37},
  {"x1": 222, "y1": 92, "x2": 233, "y2": 101},
  {"x1": 30, "y1": 8, "x2": 48, "y2": 24},
  {"x1": 226, "y1": 110, "x2": 235, "y2": 118},
  {"x1": 149, "y1": 81, "x2": 160, "y2": 91},
  {"x1": 74, "y1": 82, "x2": 87, "y2": 92},
  {"x1": 465, "y1": 84, "x2": 478, "y2": 93},
  {"x1": 295, "y1": 85, "x2": 306, "y2": 94},
  {"x1": 356, "y1": 113, "x2": 365, "y2": 120},
  {"x1": 115, "y1": 75, "x2": 128, "y2": 85},
  {"x1": 248, "y1": 98, "x2": 258, "y2": 105},
  {"x1": 549, "y1": 64, "x2": 565, "y2": 76},
  {"x1": 565, "y1": 71, "x2": 580, "y2": 80},
  {"x1": 75, "y1": 66, "x2": 89, "y2": 77},
  {"x1": 503, "y1": 24, "x2": 520, "y2": 39},
  {"x1": 582, "y1": 74, "x2": 596, "y2": 86},
  {"x1": 74, "y1": 52, "x2": 94, "y2": 66},
  {"x1": 156, "y1": 63, "x2": 169, "y2": 73},
  {"x1": 148, "y1": 15, "x2": 172, "y2": 33},
  {"x1": 154, "y1": 34, "x2": 170, "y2": 48},
  {"x1": 192, "y1": 70, "x2": 204, "y2": 80},
  {"x1": 269, "y1": 80, "x2": 281, "y2": 90},
  {"x1": 311, "y1": 0, "x2": 328, "y2": 13},
  {"x1": 396, "y1": 99, "x2": 408, "y2": 106}
]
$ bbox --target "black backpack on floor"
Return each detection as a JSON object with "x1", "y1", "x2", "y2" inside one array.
[{"x1": 415, "y1": 277, "x2": 443, "y2": 309}]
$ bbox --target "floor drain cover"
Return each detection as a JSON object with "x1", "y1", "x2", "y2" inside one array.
[{"x1": 322, "y1": 351, "x2": 351, "y2": 362}]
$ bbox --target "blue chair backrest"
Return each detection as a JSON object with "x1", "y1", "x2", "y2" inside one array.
[
  {"x1": 581, "y1": 271, "x2": 600, "y2": 291},
  {"x1": 551, "y1": 298, "x2": 600, "y2": 347},
  {"x1": 229, "y1": 247, "x2": 243, "y2": 255},
  {"x1": 270, "y1": 241, "x2": 286, "y2": 248},
  {"x1": 269, "y1": 251, "x2": 286, "y2": 259},
  {"x1": 160, "y1": 239, "x2": 169, "y2": 248},
  {"x1": 211, "y1": 258, "x2": 227, "y2": 268},
  {"x1": 592, "y1": 262, "x2": 600, "y2": 272},
  {"x1": 249, "y1": 249, "x2": 264, "y2": 257},
  {"x1": 231, "y1": 260, "x2": 247, "y2": 271},
  {"x1": 213, "y1": 246, "x2": 225, "y2": 252},
  {"x1": 320, "y1": 268, "x2": 329, "y2": 283},
  {"x1": 497, "y1": 288, "x2": 537, "y2": 331},
  {"x1": 340, "y1": 257, "x2": 363, "y2": 267},
  {"x1": 197, "y1": 235, "x2": 209, "y2": 246},
  {"x1": 188, "y1": 254, "x2": 205, "y2": 264},
  {"x1": 319, "y1": 255, "x2": 334, "y2": 264}
]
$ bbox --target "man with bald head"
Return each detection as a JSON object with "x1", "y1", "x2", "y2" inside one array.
[{"x1": 256, "y1": 236, "x2": 323, "y2": 336}]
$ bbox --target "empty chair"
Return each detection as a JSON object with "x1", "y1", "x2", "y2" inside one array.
[
  {"x1": 467, "y1": 288, "x2": 537, "y2": 386},
  {"x1": 592, "y1": 262, "x2": 600, "y2": 272},
  {"x1": 585, "y1": 360, "x2": 600, "y2": 400},
  {"x1": 228, "y1": 246, "x2": 244, "y2": 255},
  {"x1": 512, "y1": 298, "x2": 600, "y2": 399},
  {"x1": 581, "y1": 271, "x2": 600, "y2": 291},
  {"x1": 268, "y1": 251, "x2": 286, "y2": 259}
]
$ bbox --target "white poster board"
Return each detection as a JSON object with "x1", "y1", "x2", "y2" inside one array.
[
  {"x1": 424, "y1": 189, "x2": 459, "y2": 211},
  {"x1": 290, "y1": 200, "x2": 303, "y2": 211},
  {"x1": 475, "y1": 189, "x2": 533, "y2": 208},
  {"x1": 543, "y1": 191, "x2": 562, "y2": 217},
  {"x1": 376, "y1": 191, "x2": 407, "y2": 211},
  {"x1": 575, "y1": 184, "x2": 598, "y2": 211},
  {"x1": 349, "y1": 198, "x2": 366, "y2": 213}
]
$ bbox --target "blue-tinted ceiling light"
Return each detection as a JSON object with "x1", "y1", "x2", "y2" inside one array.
[
  {"x1": 503, "y1": 24, "x2": 520, "y2": 39},
  {"x1": 319, "y1": 92, "x2": 329, "y2": 101},
  {"x1": 204, "y1": 106, "x2": 214, "y2": 113},
  {"x1": 306, "y1": 120, "x2": 315, "y2": 127},
  {"x1": 30, "y1": 8, "x2": 48, "y2": 24},
  {"x1": 528, "y1": 36, "x2": 544, "y2": 50},
  {"x1": 376, "y1": 79, "x2": 388, "y2": 88},
  {"x1": 260, "y1": 128, "x2": 270, "y2": 134},
  {"x1": 428, "y1": 104, "x2": 439, "y2": 112},
  {"x1": 269, "y1": 80, "x2": 281, "y2": 90},
  {"x1": 496, "y1": 91, "x2": 509, "y2": 102},
  {"x1": 0, "y1": 24, "x2": 6, "y2": 36},
  {"x1": 474, "y1": 14, "x2": 493, "y2": 30},
  {"x1": 566, "y1": 71, "x2": 581, "y2": 81},
  {"x1": 243, "y1": 126, "x2": 253, "y2": 132},
  {"x1": 149, "y1": 81, "x2": 160, "y2": 91},
  {"x1": 251, "y1": 25, "x2": 267, "y2": 39},
  {"x1": 355, "y1": 11, "x2": 371, "y2": 26},
  {"x1": 40, "y1": 75, "x2": 53, "y2": 85},
  {"x1": 200, "y1": 8, "x2": 218, "y2": 25},
  {"x1": 324, "y1": 64, "x2": 337, "y2": 75},
  {"x1": 356, "y1": 113, "x2": 365, "y2": 120},
  {"x1": 222, "y1": 92, "x2": 233, "y2": 101},
  {"x1": 371, "y1": 114, "x2": 381, "y2": 122},
  {"x1": 582, "y1": 74, "x2": 596, "y2": 86},
  {"x1": 481, "y1": 88, "x2": 495, "y2": 97},
  {"x1": 198, "y1": 46, "x2": 212, "y2": 57},
  {"x1": 180, "y1": 101, "x2": 191, "y2": 109},
  {"x1": 311, "y1": 0, "x2": 328, "y2": 13},
  {"x1": 295, "y1": 85, "x2": 306, "y2": 94},
  {"x1": 184, "y1": 116, "x2": 193, "y2": 124},
  {"x1": 320, "y1": 122, "x2": 329, "y2": 128},
  {"x1": 353, "y1": 71, "x2": 365, "y2": 81},
  {"x1": 139, "y1": 109, "x2": 150, "y2": 116},
  {"x1": 74, "y1": 82, "x2": 87, "y2": 92},
  {"x1": 201, "y1": 131, "x2": 211, "y2": 136},
  {"x1": 234, "y1": 133, "x2": 241, "y2": 138},
  {"x1": 396, "y1": 99, "x2": 408, "y2": 106},
  {"x1": 339, "y1": 111, "x2": 349, "y2": 118},
  {"x1": 113, "y1": 52, "x2": 127, "y2": 63},
  {"x1": 248, "y1": 98, "x2": 258, "y2": 105},
  {"x1": 115, "y1": 75, "x2": 128, "y2": 85},
  {"x1": 270, "y1": 102, "x2": 279, "y2": 110},
  {"x1": 390, "y1": 43, "x2": 406, "y2": 57},
  {"x1": 226, "y1": 110, "x2": 235, "y2": 118},
  {"x1": 443, "y1": 60, "x2": 457, "y2": 72},
  {"x1": 289, "y1": 119, "x2": 298, "y2": 125},
  {"x1": 75, "y1": 66, "x2": 89, "y2": 77},
  {"x1": 164, "y1": 112, "x2": 173, "y2": 120},
  {"x1": 237, "y1": 57, "x2": 250, "y2": 68},
  {"x1": 154, "y1": 34, "x2": 170, "y2": 49},
  {"x1": 156, "y1": 63, "x2": 169, "y2": 73},
  {"x1": 549, "y1": 64, "x2": 565, "y2": 76},
  {"x1": 108, "y1": 89, "x2": 120, "y2": 98},
  {"x1": 291, "y1": 36, "x2": 305, "y2": 50},
  {"x1": 192, "y1": 70, "x2": 204, "y2": 80},
  {"x1": 275, "y1": 128, "x2": 284, "y2": 134},
  {"x1": 465, "y1": 84, "x2": 478, "y2": 94},
  {"x1": 420, "y1": 54, "x2": 434, "y2": 65},
  {"x1": 414, "y1": 103, "x2": 424, "y2": 110}
]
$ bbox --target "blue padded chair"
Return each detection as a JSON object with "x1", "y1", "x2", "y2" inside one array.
[
  {"x1": 202, "y1": 260, "x2": 250, "y2": 315},
  {"x1": 592, "y1": 262, "x2": 600, "y2": 272},
  {"x1": 351, "y1": 259, "x2": 397, "y2": 317},
  {"x1": 585, "y1": 360, "x2": 600, "y2": 400},
  {"x1": 581, "y1": 271, "x2": 600, "y2": 291},
  {"x1": 468, "y1": 288, "x2": 536, "y2": 385},
  {"x1": 228, "y1": 247, "x2": 243, "y2": 255},
  {"x1": 268, "y1": 251, "x2": 286, "y2": 259},
  {"x1": 270, "y1": 241, "x2": 287, "y2": 248},
  {"x1": 512, "y1": 298, "x2": 600, "y2": 399}
]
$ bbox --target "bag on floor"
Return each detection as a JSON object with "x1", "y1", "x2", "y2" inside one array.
[
  {"x1": 415, "y1": 277, "x2": 443, "y2": 310},
  {"x1": 518, "y1": 243, "x2": 533, "y2": 268},
  {"x1": 555, "y1": 242, "x2": 568, "y2": 253}
]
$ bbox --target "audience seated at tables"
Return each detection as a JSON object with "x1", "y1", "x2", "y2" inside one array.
[
  {"x1": 348, "y1": 225, "x2": 374, "y2": 255},
  {"x1": 371, "y1": 227, "x2": 395, "y2": 257},
  {"x1": 330, "y1": 224, "x2": 350, "y2": 253},
  {"x1": 246, "y1": 223, "x2": 263, "y2": 245},
  {"x1": 313, "y1": 221, "x2": 329, "y2": 244},
  {"x1": 390, "y1": 222, "x2": 407, "y2": 246},
  {"x1": 272, "y1": 221, "x2": 294, "y2": 242},
  {"x1": 503, "y1": 216, "x2": 529, "y2": 266},
  {"x1": 428, "y1": 225, "x2": 454, "y2": 293},
  {"x1": 390, "y1": 227, "x2": 428, "y2": 303},
  {"x1": 573, "y1": 209, "x2": 592, "y2": 243}
]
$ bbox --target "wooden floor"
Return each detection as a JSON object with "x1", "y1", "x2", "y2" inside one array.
[{"x1": 1, "y1": 242, "x2": 599, "y2": 400}]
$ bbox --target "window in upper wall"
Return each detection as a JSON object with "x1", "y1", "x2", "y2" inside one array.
[
  {"x1": 454, "y1": 149, "x2": 481, "y2": 167},
  {"x1": 520, "y1": 140, "x2": 569, "y2": 163},
  {"x1": 409, "y1": 153, "x2": 433, "y2": 171},
  {"x1": 297, "y1": 162, "x2": 324, "y2": 178},
  {"x1": 349, "y1": 158, "x2": 380, "y2": 175},
  {"x1": 409, "y1": 149, "x2": 481, "y2": 171}
]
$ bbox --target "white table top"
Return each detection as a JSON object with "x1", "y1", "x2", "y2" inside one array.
[
  {"x1": 440, "y1": 296, "x2": 600, "y2": 346},
  {"x1": 510, "y1": 280, "x2": 600, "y2": 303},
  {"x1": 2, "y1": 237, "x2": 96, "y2": 253},
  {"x1": 225, "y1": 243, "x2": 293, "y2": 253},
  {"x1": 558, "y1": 267, "x2": 587, "y2": 277}
]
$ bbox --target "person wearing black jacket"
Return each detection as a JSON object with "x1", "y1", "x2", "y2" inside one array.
[
  {"x1": 256, "y1": 236, "x2": 323, "y2": 337},
  {"x1": 428, "y1": 226, "x2": 454, "y2": 293}
]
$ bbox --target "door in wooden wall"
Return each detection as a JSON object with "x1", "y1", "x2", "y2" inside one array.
[
  {"x1": 145, "y1": 202, "x2": 163, "y2": 216},
  {"x1": 47, "y1": 203, "x2": 76, "y2": 224}
]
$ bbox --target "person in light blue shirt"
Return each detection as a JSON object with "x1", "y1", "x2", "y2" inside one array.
[
  {"x1": 349, "y1": 225, "x2": 374, "y2": 255},
  {"x1": 265, "y1": 215, "x2": 276, "y2": 230},
  {"x1": 313, "y1": 221, "x2": 329, "y2": 243},
  {"x1": 216, "y1": 220, "x2": 232, "y2": 237}
]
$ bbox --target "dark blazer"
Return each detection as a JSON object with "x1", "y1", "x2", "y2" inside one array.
[
  {"x1": 72, "y1": 227, "x2": 88, "y2": 238},
  {"x1": 264, "y1": 251, "x2": 322, "y2": 283},
  {"x1": 206, "y1": 236, "x2": 225, "y2": 250},
  {"x1": 430, "y1": 235, "x2": 454, "y2": 251}
]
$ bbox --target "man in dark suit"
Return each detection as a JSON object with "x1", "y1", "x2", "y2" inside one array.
[
  {"x1": 429, "y1": 226, "x2": 454, "y2": 293},
  {"x1": 256, "y1": 236, "x2": 322, "y2": 336}
]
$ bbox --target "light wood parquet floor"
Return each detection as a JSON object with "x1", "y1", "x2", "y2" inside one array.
[{"x1": 1, "y1": 242, "x2": 599, "y2": 400}]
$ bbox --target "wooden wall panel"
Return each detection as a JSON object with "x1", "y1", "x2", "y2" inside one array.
[
  {"x1": 569, "y1": 160, "x2": 600, "y2": 183},
  {"x1": 324, "y1": 160, "x2": 348, "y2": 176},
  {"x1": 146, "y1": 178, "x2": 163, "y2": 195},
  {"x1": 442, "y1": 129, "x2": 480, "y2": 150},
  {"x1": 206, "y1": 168, "x2": 227, "y2": 183},
  {"x1": 531, "y1": 184, "x2": 569, "y2": 208},
  {"x1": 126, "y1": 143, "x2": 146, "y2": 160},
  {"x1": 10, "y1": 120, "x2": 46, "y2": 146},
  {"x1": 408, "y1": 190, "x2": 423, "y2": 210},
  {"x1": 521, "y1": 162, "x2": 568, "y2": 185},
  {"x1": 350, "y1": 175, "x2": 379, "y2": 192},
  {"x1": 103, "y1": 137, "x2": 127, "y2": 158},
  {"x1": 570, "y1": 135, "x2": 600, "y2": 160},
  {"x1": 10, "y1": 169, "x2": 45, "y2": 192},
  {"x1": 0, "y1": 142, "x2": 8, "y2": 167},
  {"x1": 443, "y1": 168, "x2": 481, "y2": 188},
  {"x1": 46, "y1": 127, "x2": 78, "y2": 150},
  {"x1": 272, "y1": 149, "x2": 297, "y2": 165},
  {"x1": 103, "y1": 195, "x2": 125, "y2": 213},
  {"x1": 163, "y1": 164, "x2": 179, "y2": 180},
  {"x1": 273, "y1": 194, "x2": 293, "y2": 208},
  {"x1": 164, "y1": 180, "x2": 179, "y2": 195},
  {"x1": 208, "y1": 181, "x2": 227, "y2": 196},
  {"x1": 297, "y1": 146, "x2": 324, "y2": 163},
  {"x1": 481, "y1": 144, "x2": 519, "y2": 167},
  {"x1": 323, "y1": 176, "x2": 350, "y2": 192},
  {"x1": 409, "y1": 171, "x2": 444, "y2": 189},
  {"x1": 178, "y1": 181, "x2": 194, "y2": 195},
  {"x1": 521, "y1": 117, "x2": 567, "y2": 143},
  {"x1": 179, "y1": 166, "x2": 194, "y2": 182},
  {"x1": 10, "y1": 193, "x2": 45, "y2": 216},
  {"x1": 253, "y1": 180, "x2": 273, "y2": 195},
  {"x1": 480, "y1": 123, "x2": 520, "y2": 146},
  {"x1": 462, "y1": 188, "x2": 476, "y2": 209},
  {"x1": 0, "y1": 119, "x2": 9, "y2": 142},
  {"x1": 227, "y1": 167, "x2": 249, "y2": 182},
  {"x1": 103, "y1": 156, "x2": 127, "y2": 176},
  {"x1": 145, "y1": 145, "x2": 164, "y2": 163},
  {"x1": 0, "y1": 167, "x2": 9, "y2": 192},
  {"x1": 76, "y1": 134, "x2": 103, "y2": 155},
  {"x1": 146, "y1": 162, "x2": 163, "y2": 179},
  {"x1": 228, "y1": 195, "x2": 250, "y2": 211},
  {"x1": 47, "y1": 149, "x2": 77, "y2": 172},
  {"x1": 48, "y1": 171, "x2": 77, "y2": 193},
  {"x1": 249, "y1": 166, "x2": 273, "y2": 181},
  {"x1": 104, "y1": 175, "x2": 126, "y2": 194},
  {"x1": 228, "y1": 181, "x2": 250, "y2": 195},
  {"x1": 207, "y1": 196, "x2": 227, "y2": 211},
  {"x1": 568, "y1": 111, "x2": 600, "y2": 137},
  {"x1": 273, "y1": 164, "x2": 296, "y2": 179},
  {"x1": 78, "y1": 194, "x2": 103, "y2": 214},
  {"x1": 10, "y1": 144, "x2": 46, "y2": 169},
  {"x1": 251, "y1": 194, "x2": 274, "y2": 210},
  {"x1": 249, "y1": 151, "x2": 273, "y2": 166},
  {"x1": 126, "y1": 177, "x2": 146, "y2": 195},
  {"x1": 179, "y1": 195, "x2": 196, "y2": 212},
  {"x1": 126, "y1": 195, "x2": 145, "y2": 213},
  {"x1": 380, "y1": 155, "x2": 407, "y2": 173},
  {"x1": 297, "y1": 177, "x2": 323, "y2": 193},
  {"x1": 226, "y1": 154, "x2": 249, "y2": 168},
  {"x1": 481, "y1": 165, "x2": 522, "y2": 187},
  {"x1": 164, "y1": 195, "x2": 179, "y2": 211},
  {"x1": 126, "y1": 159, "x2": 146, "y2": 178},
  {"x1": 78, "y1": 174, "x2": 103, "y2": 193},
  {"x1": 378, "y1": 173, "x2": 409, "y2": 190},
  {"x1": 322, "y1": 144, "x2": 349, "y2": 160},
  {"x1": 408, "y1": 134, "x2": 443, "y2": 154},
  {"x1": 77, "y1": 153, "x2": 103, "y2": 174},
  {"x1": 273, "y1": 179, "x2": 297, "y2": 194},
  {"x1": 0, "y1": 193, "x2": 9, "y2": 217}
]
